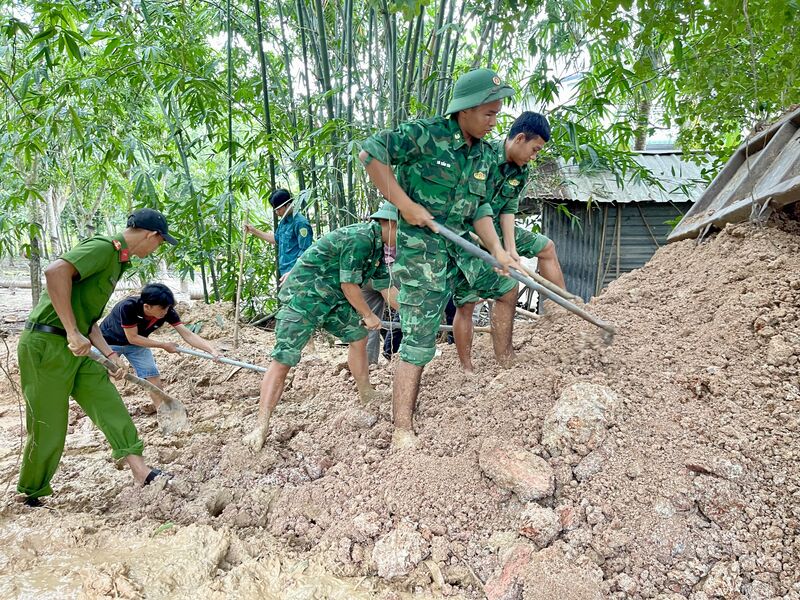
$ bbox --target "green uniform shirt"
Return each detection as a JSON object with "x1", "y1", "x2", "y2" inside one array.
[
  {"x1": 28, "y1": 234, "x2": 131, "y2": 335},
  {"x1": 487, "y1": 138, "x2": 528, "y2": 233},
  {"x1": 361, "y1": 116, "x2": 495, "y2": 292},
  {"x1": 279, "y1": 221, "x2": 390, "y2": 308}
]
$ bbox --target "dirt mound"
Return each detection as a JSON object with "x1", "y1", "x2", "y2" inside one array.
[{"x1": 1, "y1": 212, "x2": 799, "y2": 598}]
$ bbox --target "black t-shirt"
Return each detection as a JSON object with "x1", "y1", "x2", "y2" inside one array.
[{"x1": 100, "y1": 296, "x2": 182, "y2": 346}]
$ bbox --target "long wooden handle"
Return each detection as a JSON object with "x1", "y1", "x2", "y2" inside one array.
[
  {"x1": 90, "y1": 349, "x2": 181, "y2": 405},
  {"x1": 437, "y1": 225, "x2": 615, "y2": 339},
  {"x1": 379, "y1": 320, "x2": 492, "y2": 334},
  {"x1": 175, "y1": 345, "x2": 267, "y2": 372},
  {"x1": 468, "y1": 231, "x2": 580, "y2": 302}
]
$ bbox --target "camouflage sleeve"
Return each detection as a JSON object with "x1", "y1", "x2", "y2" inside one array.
[
  {"x1": 338, "y1": 232, "x2": 373, "y2": 285},
  {"x1": 473, "y1": 201, "x2": 495, "y2": 221},
  {"x1": 360, "y1": 121, "x2": 425, "y2": 166}
]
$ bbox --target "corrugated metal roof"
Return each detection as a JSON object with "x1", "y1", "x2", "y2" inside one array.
[{"x1": 528, "y1": 152, "x2": 714, "y2": 204}]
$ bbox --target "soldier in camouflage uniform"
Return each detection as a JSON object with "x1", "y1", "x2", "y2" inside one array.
[
  {"x1": 359, "y1": 68, "x2": 519, "y2": 449},
  {"x1": 453, "y1": 111, "x2": 566, "y2": 372},
  {"x1": 243, "y1": 203, "x2": 399, "y2": 451}
]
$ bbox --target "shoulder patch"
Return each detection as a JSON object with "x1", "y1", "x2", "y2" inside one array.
[
  {"x1": 298, "y1": 227, "x2": 309, "y2": 237},
  {"x1": 508, "y1": 179, "x2": 520, "y2": 187},
  {"x1": 473, "y1": 171, "x2": 486, "y2": 181}
]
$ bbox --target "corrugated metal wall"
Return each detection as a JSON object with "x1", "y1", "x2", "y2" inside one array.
[
  {"x1": 541, "y1": 201, "x2": 692, "y2": 302},
  {"x1": 540, "y1": 202, "x2": 603, "y2": 303}
]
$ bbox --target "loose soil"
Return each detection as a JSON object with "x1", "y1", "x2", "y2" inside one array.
[{"x1": 1, "y1": 212, "x2": 799, "y2": 599}]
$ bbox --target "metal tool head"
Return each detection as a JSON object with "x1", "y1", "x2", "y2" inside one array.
[{"x1": 601, "y1": 327, "x2": 616, "y2": 346}]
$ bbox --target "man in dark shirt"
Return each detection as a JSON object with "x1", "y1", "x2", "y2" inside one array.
[{"x1": 100, "y1": 283, "x2": 219, "y2": 411}]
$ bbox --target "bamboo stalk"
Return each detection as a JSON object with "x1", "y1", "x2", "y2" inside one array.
[{"x1": 234, "y1": 210, "x2": 249, "y2": 349}]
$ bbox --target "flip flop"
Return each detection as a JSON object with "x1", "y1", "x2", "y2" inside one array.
[
  {"x1": 143, "y1": 468, "x2": 173, "y2": 487},
  {"x1": 23, "y1": 496, "x2": 44, "y2": 508}
]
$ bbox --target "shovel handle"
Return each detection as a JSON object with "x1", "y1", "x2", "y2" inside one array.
[
  {"x1": 175, "y1": 346, "x2": 267, "y2": 373},
  {"x1": 436, "y1": 225, "x2": 615, "y2": 338},
  {"x1": 89, "y1": 349, "x2": 179, "y2": 404},
  {"x1": 379, "y1": 320, "x2": 491, "y2": 334}
]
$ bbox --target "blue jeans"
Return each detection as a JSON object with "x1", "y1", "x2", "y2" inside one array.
[{"x1": 109, "y1": 344, "x2": 160, "y2": 379}]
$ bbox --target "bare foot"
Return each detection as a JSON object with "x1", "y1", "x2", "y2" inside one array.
[
  {"x1": 243, "y1": 425, "x2": 268, "y2": 451},
  {"x1": 391, "y1": 428, "x2": 418, "y2": 450},
  {"x1": 496, "y1": 354, "x2": 517, "y2": 369},
  {"x1": 359, "y1": 386, "x2": 390, "y2": 406}
]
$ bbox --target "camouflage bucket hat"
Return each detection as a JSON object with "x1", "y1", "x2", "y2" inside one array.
[
  {"x1": 370, "y1": 201, "x2": 398, "y2": 221},
  {"x1": 444, "y1": 68, "x2": 515, "y2": 115}
]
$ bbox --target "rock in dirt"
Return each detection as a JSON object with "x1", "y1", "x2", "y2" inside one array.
[
  {"x1": 541, "y1": 383, "x2": 622, "y2": 456},
  {"x1": 684, "y1": 452, "x2": 744, "y2": 480},
  {"x1": 694, "y1": 475, "x2": 744, "y2": 529},
  {"x1": 371, "y1": 523, "x2": 430, "y2": 580},
  {"x1": 518, "y1": 505, "x2": 561, "y2": 549},
  {"x1": 484, "y1": 543, "x2": 604, "y2": 600},
  {"x1": 479, "y1": 437, "x2": 555, "y2": 501},
  {"x1": 573, "y1": 443, "x2": 613, "y2": 482},
  {"x1": 766, "y1": 335, "x2": 795, "y2": 366},
  {"x1": 703, "y1": 560, "x2": 742, "y2": 597}
]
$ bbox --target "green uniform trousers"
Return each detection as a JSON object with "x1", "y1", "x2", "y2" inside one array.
[
  {"x1": 453, "y1": 227, "x2": 550, "y2": 306},
  {"x1": 17, "y1": 331, "x2": 144, "y2": 499},
  {"x1": 271, "y1": 303, "x2": 367, "y2": 367}
]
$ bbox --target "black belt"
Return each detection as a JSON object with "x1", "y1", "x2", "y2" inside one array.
[{"x1": 24, "y1": 321, "x2": 67, "y2": 337}]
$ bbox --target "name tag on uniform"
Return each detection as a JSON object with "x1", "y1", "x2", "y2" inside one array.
[{"x1": 435, "y1": 160, "x2": 452, "y2": 168}]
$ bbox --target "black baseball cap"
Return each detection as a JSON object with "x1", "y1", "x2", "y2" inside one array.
[
  {"x1": 268, "y1": 188, "x2": 292, "y2": 210},
  {"x1": 127, "y1": 208, "x2": 178, "y2": 245}
]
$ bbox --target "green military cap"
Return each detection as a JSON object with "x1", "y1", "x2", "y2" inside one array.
[
  {"x1": 370, "y1": 201, "x2": 398, "y2": 221},
  {"x1": 444, "y1": 68, "x2": 515, "y2": 115}
]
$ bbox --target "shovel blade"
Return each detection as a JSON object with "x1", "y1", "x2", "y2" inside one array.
[{"x1": 157, "y1": 398, "x2": 189, "y2": 434}]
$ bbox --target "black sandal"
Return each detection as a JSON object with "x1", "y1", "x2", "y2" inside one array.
[
  {"x1": 143, "y1": 468, "x2": 173, "y2": 486},
  {"x1": 23, "y1": 496, "x2": 43, "y2": 508}
]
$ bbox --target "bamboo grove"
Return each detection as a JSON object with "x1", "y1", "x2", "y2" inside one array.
[{"x1": 1, "y1": 0, "x2": 798, "y2": 313}]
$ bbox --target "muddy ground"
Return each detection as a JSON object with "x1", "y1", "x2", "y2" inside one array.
[{"x1": 1, "y1": 213, "x2": 799, "y2": 599}]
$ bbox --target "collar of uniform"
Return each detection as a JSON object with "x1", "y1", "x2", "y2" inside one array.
[
  {"x1": 497, "y1": 139, "x2": 527, "y2": 179},
  {"x1": 447, "y1": 117, "x2": 471, "y2": 150},
  {"x1": 280, "y1": 210, "x2": 295, "y2": 226},
  {"x1": 111, "y1": 233, "x2": 131, "y2": 263},
  {"x1": 370, "y1": 220, "x2": 383, "y2": 254}
]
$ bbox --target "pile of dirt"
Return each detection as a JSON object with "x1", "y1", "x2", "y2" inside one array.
[{"x1": 1, "y1": 212, "x2": 799, "y2": 599}]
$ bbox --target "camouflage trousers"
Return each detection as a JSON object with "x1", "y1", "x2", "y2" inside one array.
[
  {"x1": 397, "y1": 248, "x2": 492, "y2": 366},
  {"x1": 453, "y1": 226, "x2": 550, "y2": 306},
  {"x1": 271, "y1": 300, "x2": 367, "y2": 367}
]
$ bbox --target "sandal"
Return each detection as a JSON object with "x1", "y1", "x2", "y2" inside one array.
[{"x1": 143, "y1": 468, "x2": 173, "y2": 486}]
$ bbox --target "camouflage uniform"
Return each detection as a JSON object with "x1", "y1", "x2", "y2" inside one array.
[
  {"x1": 272, "y1": 221, "x2": 389, "y2": 367},
  {"x1": 361, "y1": 116, "x2": 499, "y2": 366},
  {"x1": 453, "y1": 138, "x2": 550, "y2": 305}
]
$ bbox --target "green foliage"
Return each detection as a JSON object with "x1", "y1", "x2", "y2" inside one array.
[{"x1": 1, "y1": 0, "x2": 794, "y2": 316}]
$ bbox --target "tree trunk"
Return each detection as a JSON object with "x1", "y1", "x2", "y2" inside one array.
[{"x1": 633, "y1": 98, "x2": 651, "y2": 150}]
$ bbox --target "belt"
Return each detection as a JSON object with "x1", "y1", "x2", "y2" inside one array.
[{"x1": 24, "y1": 321, "x2": 68, "y2": 337}]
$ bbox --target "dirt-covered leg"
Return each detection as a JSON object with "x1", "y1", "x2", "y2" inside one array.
[
  {"x1": 392, "y1": 360, "x2": 422, "y2": 449},
  {"x1": 243, "y1": 360, "x2": 291, "y2": 451},
  {"x1": 453, "y1": 302, "x2": 477, "y2": 373},
  {"x1": 492, "y1": 286, "x2": 517, "y2": 368}
]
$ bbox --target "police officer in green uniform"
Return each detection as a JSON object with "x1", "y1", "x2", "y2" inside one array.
[
  {"x1": 243, "y1": 202, "x2": 399, "y2": 451},
  {"x1": 17, "y1": 208, "x2": 177, "y2": 506},
  {"x1": 359, "y1": 68, "x2": 519, "y2": 449},
  {"x1": 453, "y1": 111, "x2": 566, "y2": 373}
]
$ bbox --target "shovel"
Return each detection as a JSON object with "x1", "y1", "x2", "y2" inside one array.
[
  {"x1": 379, "y1": 320, "x2": 492, "y2": 334},
  {"x1": 174, "y1": 346, "x2": 267, "y2": 372},
  {"x1": 435, "y1": 224, "x2": 616, "y2": 343},
  {"x1": 90, "y1": 349, "x2": 190, "y2": 434}
]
